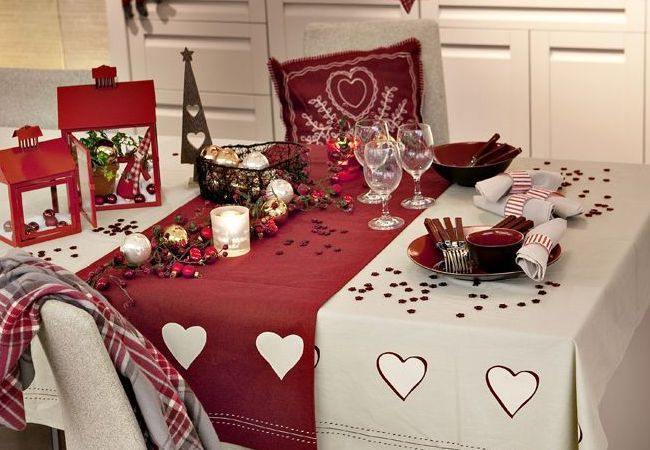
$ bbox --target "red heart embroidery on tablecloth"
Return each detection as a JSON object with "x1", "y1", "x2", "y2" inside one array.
[
  {"x1": 376, "y1": 352, "x2": 427, "y2": 401},
  {"x1": 326, "y1": 67, "x2": 378, "y2": 120},
  {"x1": 486, "y1": 365, "x2": 539, "y2": 418}
]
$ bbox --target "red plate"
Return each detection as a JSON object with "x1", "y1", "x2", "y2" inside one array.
[{"x1": 407, "y1": 226, "x2": 562, "y2": 281}]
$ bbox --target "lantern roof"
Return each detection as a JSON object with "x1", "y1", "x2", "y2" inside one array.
[
  {"x1": 0, "y1": 137, "x2": 76, "y2": 184},
  {"x1": 57, "y1": 68, "x2": 156, "y2": 131}
]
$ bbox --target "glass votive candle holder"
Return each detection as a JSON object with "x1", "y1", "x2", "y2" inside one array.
[{"x1": 210, "y1": 205, "x2": 250, "y2": 257}]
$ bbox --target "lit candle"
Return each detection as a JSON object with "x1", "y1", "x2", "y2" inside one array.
[{"x1": 210, "y1": 205, "x2": 250, "y2": 257}]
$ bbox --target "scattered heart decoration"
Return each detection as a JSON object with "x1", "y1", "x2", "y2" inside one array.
[
  {"x1": 186, "y1": 104, "x2": 201, "y2": 117},
  {"x1": 256, "y1": 332, "x2": 304, "y2": 380},
  {"x1": 325, "y1": 66, "x2": 378, "y2": 121},
  {"x1": 376, "y1": 352, "x2": 427, "y2": 401},
  {"x1": 186, "y1": 131, "x2": 206, "y2": 150},
  {"x1": 485, "y1": 365, "x2": 539, "y2": 418},
  {"x1": 161, "y1": 323, "x2": 207, "y2": 370}
]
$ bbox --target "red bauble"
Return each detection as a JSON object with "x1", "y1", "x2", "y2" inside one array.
[
  {"x1": 181, "y1": 265, "x2": 199, "y2": 279},
  {"x1": 95, "y1": 195, "x2": 105, "y2": 205},
  {"x1": 134, "y1": 193, "x2": 146, "y2": 203},
  {"x1": 203, "y1": 246, "x2": 218, "y2": 263},
  {"x1": 146, "y1": 184, "x2": 156, "y2": 195},
  {"x1": 57, "y1": 220, "x2": 68, "y2": 227},
  {"x1": 44, "y1": 213, "x2": 58, "y2": 227},
  {"x1": 170, "y1": 261, "x2": 184, "y2": 278},
  {"x1": 189, "y1": 247, "x2": 202, "y2": 261},
  {"x1": 199, "y1": 226, "x2": 213, "y2": 241},
  {"x1": 105, "y1": 194, "x2": 118, "y2": 204},
  {"x1": 113, "y1": 251, "x2": 125, "y2": 265}
]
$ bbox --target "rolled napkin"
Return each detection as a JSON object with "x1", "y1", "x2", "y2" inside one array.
[
  {"x1": 473, "y1": 194, "x2": 554, "y2": 226},
  {"x1": 515, "y1": 218, "x2": 567, "y2": 281},
  {"x1": 525, "y1": 187, "x2": 583, "y2": 218},
  {"x1": 476, "y1": 170, "x2": 564, "y2": 203}
]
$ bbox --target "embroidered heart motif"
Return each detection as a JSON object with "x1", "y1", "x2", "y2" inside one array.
[
  {"x1": 161, "y1": 323, "x2": 207, "y2": 370},
  {"x1": 186, "y1": 104, "x2": 201, "y2": 117},
  {"x1": 486, "y1": 365, "x2": 539, "y2": 418},
  {"x1": 186, "y1": 131, "x2": 206, "y2": 149},
  {"x1": 376, "y1": 352, "x2": 427, "y2": 401},
  {"x1": 314, "y1": 346, "x2": 320, "y2": 368},
  {"x1": 326, "y1": 67, "x2": 378, "y2": 120},
  {"x1": 256, "y1": 332, "x2": 304, "y2": 380}
]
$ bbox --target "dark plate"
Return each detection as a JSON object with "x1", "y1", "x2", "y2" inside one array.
[
  {"x1": 432, "y1": 141, "x2": 521, "y2": 187},
  {"x1": 407, "y1": 226, "x2": 561, "y2": 281}
]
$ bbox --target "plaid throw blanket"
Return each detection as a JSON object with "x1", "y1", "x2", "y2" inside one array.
[{"x1": 0, "y1": 250, "x2": 220, "y2": 450}]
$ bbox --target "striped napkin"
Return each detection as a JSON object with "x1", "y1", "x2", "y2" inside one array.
[
  {"x1": 516, "y1": 218, "x2": 567, "y2": 281},
  {"x1": 475, "y1": 170, "x2": 564, "y2": 203},
  {"x1": 473, "y1": 195, "x2": 554, "y2": 226}
]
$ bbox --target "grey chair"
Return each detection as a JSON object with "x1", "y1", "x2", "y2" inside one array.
[
  {"x1": 0, "y1": 68, "x2": 89, "y2": 129},
  {"x1": 304, "y1": 19, "x2": 449, "y2": 145},
  {"x1": 37, "y1": 301, "x2": 146, "y2": 450}
]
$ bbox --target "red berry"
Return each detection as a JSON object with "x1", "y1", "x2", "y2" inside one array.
[
  {"x1": 95, "y1": 195, "x2": 105, "y2": 205},
  {"x1": 181, "y1": 265, "x2": 197, "y2": 279},
  {"x1": 57, "y1": 220, "x2": 68, "y2": 227},
  {"x1": 113, "y1": 252, "x2": 125, "y2": 265},
  {"x1": 134, "y1": 193, "x2": 146, "y2": 203},
  {"x1": 146, "y1": 184, "x2": 156, "y2": 195},
  {"x1": 123, "y1": 269, "x2": 135, "y2": 280},
  {"x1": 203, "y1": 246, "x2": 218, "y2": 263},
  {"x1": 189, "y1": 247, "x2": 202, "y2": 261},
  {"x1": 199, "y1": 226, "x2": 213, "y2": 241},
  {"x1": 96, "y1": 278, "x2": 109, "y2": 291},
  {"x1": 105, "y1": 194, "x2": 117, "y2": 204}
]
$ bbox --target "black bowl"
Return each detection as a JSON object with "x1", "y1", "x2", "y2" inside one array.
[{"x1": 431, "y1": 141, "x2": 521, "y2": 187}]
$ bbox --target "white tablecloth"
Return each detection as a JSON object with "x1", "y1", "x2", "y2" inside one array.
[{"x1": 1, "y1": 130, "x2": 648, "y2": 449}]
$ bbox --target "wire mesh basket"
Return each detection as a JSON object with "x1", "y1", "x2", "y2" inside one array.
[{"x1": 196, "y1": 141, "x2": 310, "y2": 204}]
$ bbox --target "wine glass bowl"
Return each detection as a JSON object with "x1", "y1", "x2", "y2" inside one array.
[
  {"x1": 352, "y1": 119, "x2": 391, "y2": 204},
  {"x1": 363, "y1": 140, "x2": 404, "y2": 231},
  {"x1": 396, "y1": 123, "x2": 436, "y2": 209}
]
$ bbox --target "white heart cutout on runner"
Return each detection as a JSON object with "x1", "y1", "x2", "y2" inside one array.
[
  {"x1": 186, "y1": 104, "x2": 201, "y2": 117},
  {"x1": 256, "y1": 332, "x2": 304, "y2": 380},
  {"x1": 486, "y1": 365, "x2": 539, "y2": 418},
  {"x1": 325, "y1": 66, "x2": 378, "y2": 121},
  {"x1": 162, "y1": 323, "x2": 207, "y2": 370},
  {"x1": 186, "y1": 131, "x2": 206, "y2": 149},
  {"x1": 376, "y1": 352, "x2": 427, "y2": 401}
]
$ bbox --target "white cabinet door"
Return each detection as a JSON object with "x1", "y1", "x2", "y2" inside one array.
[
  {"x1": 127, "y1": 19, "x2": 273, "y2": 140},
  {"x1": 440, "y1": 28, "x2": 529, "y2": 151},
  {"x1": 425, "y1": 0, "x2": 644, "y2": 32},
  {"x1": 141, "y1": 0, "x2": 266, "y2": 23},
  {"x1": 530, "y1": 31, "x2": 644, "y2": 163},
  {"x1": 267, "y1": 0, "x2": 419, "y2": 62}
]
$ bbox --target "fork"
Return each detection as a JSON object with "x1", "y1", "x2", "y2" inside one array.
[{"x1": 426, "y1": 217, "x2": 470, "y2": 273}]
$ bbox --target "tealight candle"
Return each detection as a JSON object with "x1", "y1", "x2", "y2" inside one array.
[{"x1": 210, "y1": 205, "x2": 250, "y2": 257}]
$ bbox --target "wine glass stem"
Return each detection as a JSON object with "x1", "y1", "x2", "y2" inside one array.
[
  {"x1": 412, "y1": 176, "x2": 422, "y2": 200},
  {"x1": 381, "y1": 195, "x2": 391, "y2": 218}
]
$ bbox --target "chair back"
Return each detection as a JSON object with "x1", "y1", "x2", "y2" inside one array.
[
  {"x1": 304, "y1": 19, "x2": 449, "y2": 145},
  {"x1": 0, "y1": 68, "x2": 88, "y2": 129},
  {"x1": 39, "y1": 301, "x2": 146, "y2": 450}
]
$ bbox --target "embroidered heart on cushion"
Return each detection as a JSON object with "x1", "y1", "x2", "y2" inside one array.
[{"x1": 326, "y1": 67, "x2": 378, "y2": 120}]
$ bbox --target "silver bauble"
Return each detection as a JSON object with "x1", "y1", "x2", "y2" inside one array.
[
  {"x1": 241, "y1": 151, "x2": 270, "y2": 170},
  {"x1": 265, "y1": 178, "x2": 295, "y2": 204},
  {"x1": 120, "y1": 233, "x2": 152, "y2": 266}
]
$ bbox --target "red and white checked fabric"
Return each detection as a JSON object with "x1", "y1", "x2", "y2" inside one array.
[
  {"x1": 126, "y1": 128, "x2": 152, "y2": 196},
  {"x1": 508, "y1": 171, "x2": 532, "y2": 194},
  {"x1": 0, "y1": 250, "x2": 217, "y2": 449},
  {"x1": 523, "y1": 233, "x2": 554, "y2": 254},
  {"x1": 400, "y1": 0, "x2": 416, "y2": 13},
  {"x1": 504, "y1": 193, "x2": 533, "y2": 217}
]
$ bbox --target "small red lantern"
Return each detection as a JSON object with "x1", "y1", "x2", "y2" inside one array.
[
  {"x1": 0, "y1": 126, "x2": 95, "y2": 247},
  {"x1": 57, "y1": 65, "x2": 162, "y2": 211}
]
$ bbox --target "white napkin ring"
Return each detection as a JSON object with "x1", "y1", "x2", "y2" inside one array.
[{"x1": 523, "y1": 233, "x2": 554, "y2": 254}]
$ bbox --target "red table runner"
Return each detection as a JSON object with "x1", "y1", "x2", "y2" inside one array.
[{"x1": 78, "y1": 146, "x2": 449, "y2": 449}]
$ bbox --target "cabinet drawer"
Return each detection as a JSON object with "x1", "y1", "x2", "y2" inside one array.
[
  {"x1": 138, "y1": 0, "x2": 266, "y2": 23},
  {"x1": 425, "y1": 0, "x2": 644, "y2": 32},
  {"x1": 129, "y1": 20, "x2": 269, "y2": 96},
  {"x1": 156, "y1": 90, "x2": 274, "y2": 141}
]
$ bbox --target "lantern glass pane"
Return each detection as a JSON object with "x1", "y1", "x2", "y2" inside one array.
[
  {"x1": 20, "y1": 182, "x2": 72, "y2": 238},
  {"x1": 0, "y1": 183, "x2": 12, "y2": 242}
]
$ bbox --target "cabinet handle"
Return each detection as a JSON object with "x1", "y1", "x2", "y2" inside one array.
[
  {"x1": 549, "y1": 47, "x2": 625, "y2": 63},
  {"x1": 441, "y1": 43, "x2": 510, "y2": 59}
]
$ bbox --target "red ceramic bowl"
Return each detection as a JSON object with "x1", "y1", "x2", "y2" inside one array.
[
  {"x1": 466, "y1": 228, "x2": 524, "y2": 273},
  {"x1": 432, "y1": 141, "x2": 522, "y2": 187}
]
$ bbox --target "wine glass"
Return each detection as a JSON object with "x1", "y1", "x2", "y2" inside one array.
[
  {"x1": 396, "y1": 123, "x2": 436, "y2": 209},
  {"x1": 353, "y1": 118, "x2": 390, "y2": 204},
  {"x1": 363, "y1": 139, "x2": 404, "y2": 230}
]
